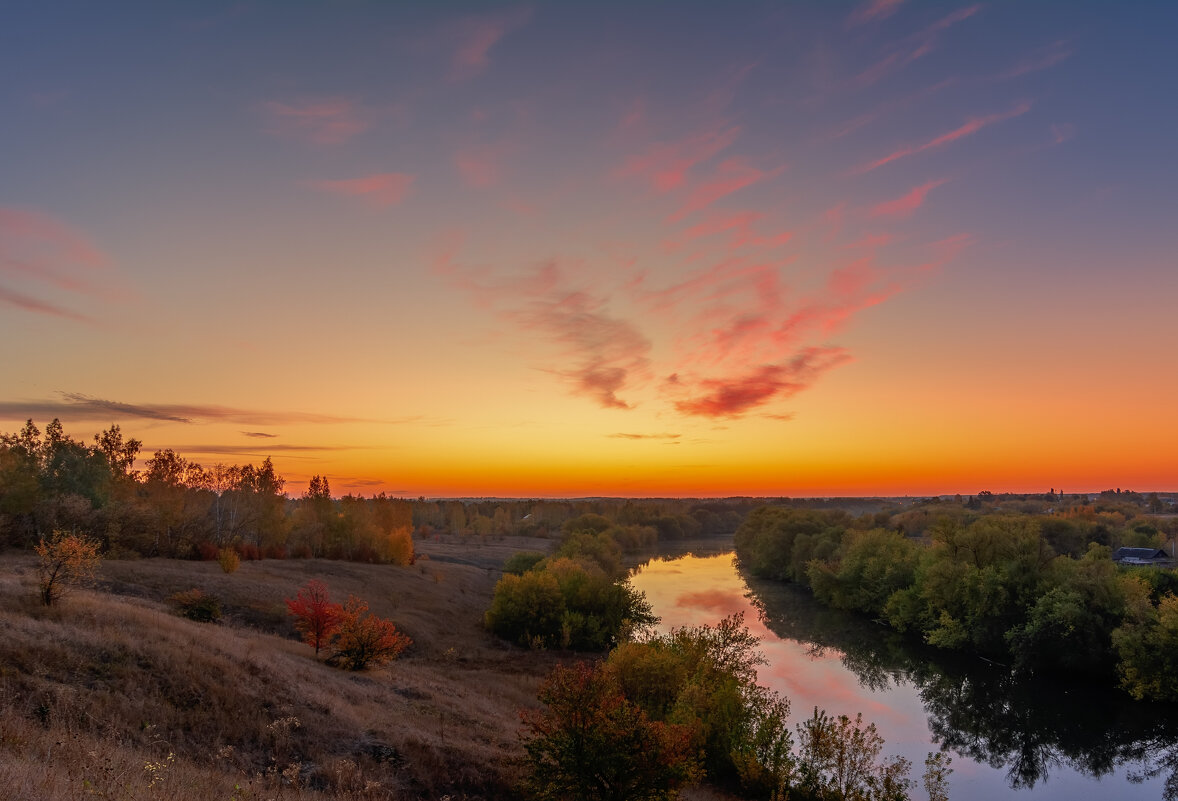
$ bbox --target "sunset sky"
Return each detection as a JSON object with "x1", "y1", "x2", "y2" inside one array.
[{"x1": 2, "y1": 2, "x2": 1175, "y2": 497}]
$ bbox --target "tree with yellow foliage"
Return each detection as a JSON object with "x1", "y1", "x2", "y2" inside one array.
[{"x1": 35, "y1": 530, "x2": 101, "y2": 606}]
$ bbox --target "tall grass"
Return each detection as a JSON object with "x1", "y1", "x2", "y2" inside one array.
[{"x1": 0, "y1": 548, "x2": 556, "y2": 800}]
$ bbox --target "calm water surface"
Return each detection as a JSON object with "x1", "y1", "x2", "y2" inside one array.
[{"x1": 629, "y1": 552, "x2": 1178, "y2": 801}]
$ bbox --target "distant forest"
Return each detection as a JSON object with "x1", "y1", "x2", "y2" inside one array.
[
  {"x1": 1, "y1": 419, "x2": 1173, "y2": 564},
  {"x1": 0, "y1": 419, "x2": 762, "y2": 561}
]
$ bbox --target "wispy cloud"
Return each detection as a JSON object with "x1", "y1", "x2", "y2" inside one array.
[
  {"x1": 869, "y1": 179, "x2": 947, "y2": 218},
  {"x1": 310, "y1": 173, "x2": 415, "y2": 207},
  {"x1": 450, "y1": 7, "x2": 532, "y2": 80},
  {"x1": 0, "y1": 206, "x2": 119, "y2": 323},
  {"x1": 848, "y1": 0, "x2": 905, "y2": 26},
  {"x1": 169, "y1": 443, "x2": 365, "y2": 455},
  {"x1": 263, "y1": 98, "x2": 369, "y2": 145},
  {"x1": 614, "y1": 127, "x2": 742, "y2": 192},
  {"x1": 669, "y1": 158, "x2": 785, "y2": 222},
  {"x1": 241, "y1": 431, "x2": 278, "y2": 439},
  {"x1": 0, "y1": 286, "x2": 93, "y2": 323},
  {"x1": 851, "y1": 5, "x2": 979, "y2": 88},
  {"x1": 998, "y1": 40, "x2": 1071, "y2": 80},
  {"x1": 858, "y1": 100, "x2": 1031, "y2": 173},
  {"x1": 830, "y1": 78, "x2": 955, "y2": 139},
  {"x1": 672, "y1": 349, "x2": 852, "y2": 418},
  {"x1": 0, "y1": 393, "x2": 382, "y2": 425},
  {"x1": 433, "y1": 236, "x2": 651, "y2": 410},
  {"x1": 607, "y1": 432, "x2": 681, "y2": 441},
  {"x1": 1050, "y1": 123, "x2": 1075, "y2": 145},
  {"x1": 453, "y1": 143, "x2": 510, "y2": 188},
  {"x1": 669, "y1": 211, "x2": 793, "y2": 253}
]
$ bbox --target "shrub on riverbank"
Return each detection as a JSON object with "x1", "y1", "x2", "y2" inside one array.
[
  {"x1": 485, "y1": 556, "x2": 655, "y2": 650},
  {"x1": 524, "y1": 614, "x2": 939, "y2": 801}
]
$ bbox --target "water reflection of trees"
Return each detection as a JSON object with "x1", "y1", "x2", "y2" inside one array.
[{"x1": 741, "y1": 569, "x2": 1178, "y2": 797}]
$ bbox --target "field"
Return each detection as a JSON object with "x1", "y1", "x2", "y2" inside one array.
[{"x1": 0, "y1": 536, "x2": 564, "y2": 801}]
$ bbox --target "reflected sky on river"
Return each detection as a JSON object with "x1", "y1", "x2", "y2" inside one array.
[{"x1": 630, "y1": 552, "x2": 1178, "y2": 801}]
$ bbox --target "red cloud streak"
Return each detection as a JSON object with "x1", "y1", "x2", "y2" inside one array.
[
  {"x1": 615, "y1": 127, "x2": 741, "y2": 192},
  {"x1": 859, "y1": 100, "x2": 1031, "y2": 172},
  {"x1": 869, "y1": 179, "x2": 947, "y2": 218},
  {"x1": 848, "y1": 0, "x2": 904, "y2": 26},
  {"x1": 263, "y1": 98, "x2": 368, "y2": 145},
  {"x1": 451, "y1": 7, "x2": 532, "y2": 80},
  {"x1": 673, "y1": 348, "x2": 851, "y2": 418},
  {"x1": 669, "y1": 158, "x2": 784, "y2": 222},
  {"x1": 311, "y1": 173, "x2": 415, "y2": 207}
]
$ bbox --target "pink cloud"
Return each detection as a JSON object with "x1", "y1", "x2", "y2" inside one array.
[
  {"x1": 843, "y1": 233, "x2": 896, "y2": 250},
  {"x1": 0, "y1": 285, "x2": 92, "y2": 323},
  {"x1": 851, "y1": 6, "x2": 979, "y2": 88},
  {"x1": 848, "y1": 0, "x2": 905, "y2": 26},
  {"x1": 823, "y1": 203, "x2": 846, "y2": 242},
  {"x1": 0, "y1": 207, "x2": 107, "y2": 272},
  {"x1": 614, "y1": 127, "x2": 741, "y2": 192},
  {"x1": 0, "y1": 207, "x2": 119, "y2": 320},
  {"x1": 920, "y1": 4, "x2": 982, "y2": 37},
  {"x1": 433, "y1": 239, "x2": 651, "y2": 410},
  {"x1": 1000, "y1": 41, "x2": 1071, "y2": 79},
  {"x1": 1050, "y1": 123, "x2": 1075, "y2": 145},
  {"x1": 618, "y1": 97, "x2": 646, "y2": 132},
  {"x1": 672, "y1": 212, "x2": 793, "y2": 252},
  {"x1": 310, "y1": 173, "x2": 415, "y2": 208},
  {"x1": 454, "y1": 143, "x2": 510, "y2": 188},
  {"x1": 831, "y1": 78, "x2": 955, "y2": 139},
  {"x1": 640, "y1": 227, "x2": 974, "y2": 421},
  {"x1": 869, "y1": 179, "x2": 947, "y2": 218},
  {"x1": 450, "y1": 7, "x2": 532, "y2": 80},
  {"x1": 673, "y1": 348, "x2": 851, "y2": 418},
  {"x1": 858, "y1": 100, "x2": 1032, "y2": 172},
  {"x1": 263, "y1": 98, "x2": 368, "y2": 145},
  {"x1": 669, "y1": 158, "x2": 785, "y2": 222}
]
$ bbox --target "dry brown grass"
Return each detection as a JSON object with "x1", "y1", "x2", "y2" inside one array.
[{"x1": 0, "y1": 535, "x2": 558, "y2": 800}]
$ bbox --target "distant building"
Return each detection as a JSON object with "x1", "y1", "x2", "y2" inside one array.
[{"x1": 1113, "y1": 547, "x2": 1174, "y2": 567}]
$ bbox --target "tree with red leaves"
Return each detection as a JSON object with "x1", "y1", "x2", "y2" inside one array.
[
  {"x1": 327, "y1": 595, "x2": 412, "y2": 671},
  {"x1": 285, "y1": 579, "x2": 341, "y2": 657}
]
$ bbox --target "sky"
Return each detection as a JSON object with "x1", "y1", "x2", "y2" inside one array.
[{"x1": 2, "y1": 1, "x2": 1176, "y2": 498}]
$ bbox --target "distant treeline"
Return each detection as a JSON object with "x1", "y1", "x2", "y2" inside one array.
[
  {"x1": 734, "y1": 502, "x2": 1178, "y2": 702},
  {"x1": 0, "y1": 419, "x2": 758, "y2": 562}
]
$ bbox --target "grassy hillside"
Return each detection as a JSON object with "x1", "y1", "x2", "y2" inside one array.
[{"x1": 0, "y1": 537, "x2": 562, "y2": 800}]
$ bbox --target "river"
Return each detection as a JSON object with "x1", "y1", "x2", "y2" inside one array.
[{"x1": 628, "y1": 551, "x2": 1178, "y2": 801}]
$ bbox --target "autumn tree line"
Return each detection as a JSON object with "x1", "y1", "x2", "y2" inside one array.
[
  {"x1": 0, "y1": 420, "x2": 754, "y2": 563},
  {"x1": 734, "y1": 501, "x2": 1178, "y2": 702}
]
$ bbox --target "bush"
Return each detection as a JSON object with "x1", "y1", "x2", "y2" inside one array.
[
  {"x1": 485, "y1": 570, "x2": 566, "y2": 647},
  {"x1": 384, "y1": 527, "x2": 415, "y2": 566},
  {"x1": 217, "y1": 547, "x2": 240, "y2": 574},
  {"x1": 169, "y1": 588, "x2": 222, "y2": 623},
  {"x1": 328, "y1": 596, "x2": 411, "y2": 670},
  {"x1": 486, "y1": 559, "x2": 656, "y2": 651},
  {"x1": 521, "y1": 661, "x2": 700, "y2": 801},
  {"x1": 35, "y1": 530, "x2": 101, "y2": 606},
  {"x1": 503, "y1": 550, "x2": 546, "y2": 575},
  {"x1": 286, "y1": 579, "x2": 341, "y2": 657},
  {"x1": 195, "y1": 541, "x2": 219, "y2": 561}
]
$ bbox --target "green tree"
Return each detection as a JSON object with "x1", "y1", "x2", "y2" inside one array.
[
  {"x1": 1112, "y1": 589, "x2": 1178, "y2": 701},
  {"x1": 485, "y1": 569, "x2": 566, "y2": 647},
  {"x1": 522, "y1": 661, "x2": 700, "y2": 801},
  {"x1": 796, "y1": 708, "x2": 912, "y2": 801}
]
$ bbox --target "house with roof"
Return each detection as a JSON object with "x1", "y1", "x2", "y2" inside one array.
[{"x1": 1113, "y1": 547, "x2": 1174, "y2": 566}]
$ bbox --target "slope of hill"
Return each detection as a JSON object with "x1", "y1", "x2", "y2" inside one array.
[{"x1": 0, "y1": 537, "x2": 559, "y2": 800}]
